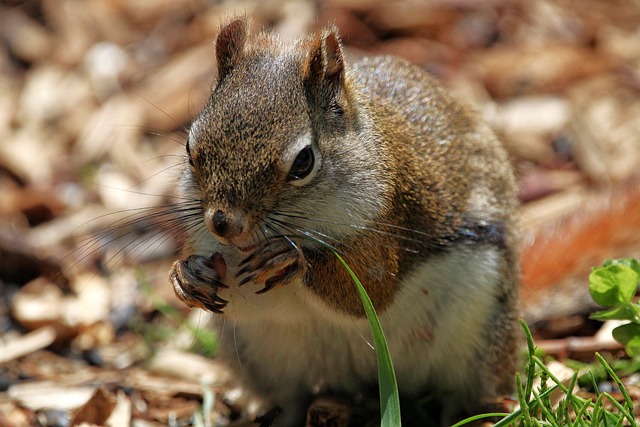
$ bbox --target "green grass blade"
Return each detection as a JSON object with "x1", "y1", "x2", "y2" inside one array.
[
  {"x1": 449, "y1": 412, "x2": 510, "y2": 427},
  {"x1": 601, "y1": 392, "x2": 636, "y2": 427},
  {"x1": 522, "y1": 319, "x2": 537, "y2": 402},
  {"x1": 595, "y1": 353, "x2": 635, "y2": 425},
  {"x1": 591, "y1": 394, "x2": 605, "y2": 427},
  {"x1": 517, "y1": 373, "x2": 533, "y2": 425},
  {"x1": 492, "y1": 411, "x2": 522, "y2": 427},
  {"x1": 572, "y1": 399, "x2": 591, "y2": 427},
  {"x1": 329, "y1": 248, "x2": 401, "y2": 426},
  {"x1": 564, "y1": 373, "x2": 579, "y2": 427},
  {"x1": 532, "y1": 388, "x2": 559, "y2": 427}
]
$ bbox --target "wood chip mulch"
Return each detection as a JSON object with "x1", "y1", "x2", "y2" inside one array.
[{"x1": 2, "y1": 0, "x2": 640, "y2": 425}]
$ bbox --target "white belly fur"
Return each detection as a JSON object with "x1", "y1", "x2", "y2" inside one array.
[{"x1": 213, "y1": 244, "x2": 504, "y2": 407}]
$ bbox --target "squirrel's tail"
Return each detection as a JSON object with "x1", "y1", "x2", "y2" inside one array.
[{"x1": 520, "y1": 182, "x2": 640, "y2": 322}]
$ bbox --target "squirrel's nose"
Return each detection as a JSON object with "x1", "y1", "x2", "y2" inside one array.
[
  {"x1": 212, "y1": 210, "x2": 228, "y2": 237},
  {"x1": 204, "y1": 208, "x2": 244, "y2": 240}
]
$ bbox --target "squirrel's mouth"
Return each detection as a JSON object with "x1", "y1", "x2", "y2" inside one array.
[
  {"x1": 237, "y1": 244, "x2": 258, "y2": 253},
  {"x1": 224, "y1": 233, "x2": 263, "y2": 254}
]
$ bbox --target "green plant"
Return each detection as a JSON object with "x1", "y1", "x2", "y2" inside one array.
[
  {"x1": 589, "y1": 258, "x2": 640, "y2": 356},
  {"x1": 453, "y1": 320, "x2": 638, "y2": 427}
]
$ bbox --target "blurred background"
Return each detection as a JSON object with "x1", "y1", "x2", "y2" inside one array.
[{"x1": 1, "y1": 0, "x2": 640, "y2": 425}]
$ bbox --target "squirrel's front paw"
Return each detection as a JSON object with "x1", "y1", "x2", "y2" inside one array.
[
  {"x1": 235, "y1": 239, "x2": 307, "y2": 294},
  {"x1": 170, "y1": 253, "x2": 228, "y2": 314}
]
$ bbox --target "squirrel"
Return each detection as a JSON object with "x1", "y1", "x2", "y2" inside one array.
[{"x1": 169, "y1": 17, "x2": 520, "y2": 426}]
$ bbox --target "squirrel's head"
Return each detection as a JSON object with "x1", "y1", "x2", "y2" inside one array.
[{"x1": 182, "y1": 18, "x2": 389, "y2": 252}]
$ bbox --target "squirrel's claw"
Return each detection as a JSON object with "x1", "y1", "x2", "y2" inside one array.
[
  {"x1": 170, "y1": 253, "x2": 229, "y2": 314},
  {"x1": 238, "y1": 274, "x2": 255, "y2": 287},
  {"x1": 235, "y1": 239, "x2": 306, "y2": 293}
]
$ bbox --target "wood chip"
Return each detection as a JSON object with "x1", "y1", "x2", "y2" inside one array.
[
  {"x1": 11, "y1": 274, "x2": 113, "y2": 345},
  {"x1": 536, "y1": 336, "x2": 624, "y2": 356},
  {"x1": 0, "y1": 402, "x2": 36, "y2": 426},
  {"x1": 70, "y1": 387, "x2": 118, "y2": 426},
  {"x1": 488, "y1": 95, "x2": 570, "y2": 135},
  {"x1": 469, "y1": 44, "x2": 611, "y2": 98},
  {"x1": 0, "y1": 7, "x2": 53, "y2": 64},
  {"x1": 8, "y1": 381, "x2": 95, "y2": 411},
  {"x1": 106, "y1": 390, "x2": 133, "y2": 426},
  {"x1": 149, "y1": 349, "x2": 229, "y2": 386},
  {"x1": 569, "y1": 76, "x2": 640, "y2": 184},
  {"x1": 11, "y1": 278, "x2": 66, "y2": 330},
  {"x1": 0, "y1": 327, "x2": 57, "y2": 364}
]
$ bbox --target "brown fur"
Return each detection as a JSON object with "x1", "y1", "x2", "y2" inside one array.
[{"x1": 171, "y1": 17, "x2": 520, "y2": 425}]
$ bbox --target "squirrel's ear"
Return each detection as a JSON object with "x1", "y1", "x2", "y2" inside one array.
[
  {"x1": 304, "y1": 28, "x2": 345, "y2": 93},
  {"x1": 215, "y1": 17, "x2": 248, "y2": 81}
]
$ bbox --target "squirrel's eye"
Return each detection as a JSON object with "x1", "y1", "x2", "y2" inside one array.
[
  {"x1": 287, "y1": 146, "x2": 315, "y2": 182},
  {"x1": 186, "y1": 140, "x2": 194, "y2": 167}
]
